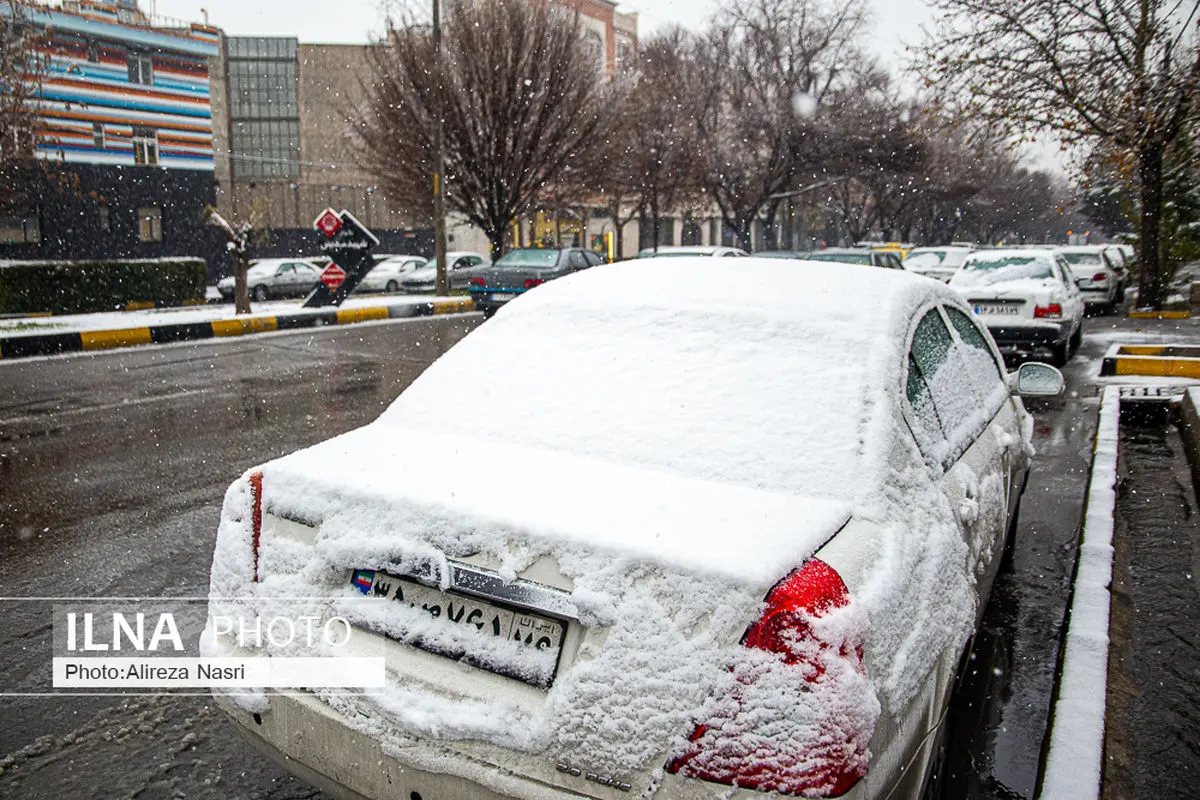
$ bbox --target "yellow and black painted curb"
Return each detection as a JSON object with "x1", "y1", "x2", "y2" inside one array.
[
  {"x1": 0, "y1": 297, "x2": 476, "y2": 361},
  {"x1": 1128, "y1": 309, "x2": 1191, "y2": 320},
  {"x1": 1100, "y1": 343, "x2": 1200, "y2": 379}
]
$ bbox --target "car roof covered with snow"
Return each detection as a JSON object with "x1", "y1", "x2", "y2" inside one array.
[{"x1": 254, "y1": 259, "x2": 967, "y2": 587}]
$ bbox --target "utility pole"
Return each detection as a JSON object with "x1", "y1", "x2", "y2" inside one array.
[{"x1": 432, "y1": 0, "x2": 449, "y2": 296}]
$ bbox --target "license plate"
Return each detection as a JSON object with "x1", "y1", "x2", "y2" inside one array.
[
  {"x1": 491, "y1": 293, "x2": 512, "y2": 302},
  {"x1": 351, "y1": 569, "x2": 565, "y2": 680},
  {"x1": 974, "y1": 303, "x2": 1019, "y2": 315}
]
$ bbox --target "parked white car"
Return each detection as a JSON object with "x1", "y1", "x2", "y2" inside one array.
[
  {"x1": 216, "y1": 258, "x2": 323, "y2": 302},
  {"x1": 637, "y1": 245, "x2": 749, "y2": 257},
  {"x1": 357, "y1": 255, "x2": 428, "y2": 293},
  {"x1": 204, "y1": 259, "x2": 1062, "y2": 800},
  {"x1": 400, "y1": 251, "x2": 491, "y2": 293},
  {"x1": 902, "y1": 246, "x2": 975, "y2": 282},
  {"x1": 1054, "y1": 246, "x2": 1121, "y2": 312},
  {"x1": 949, "y1": 249, "x2": 1085, "y2": 365}
]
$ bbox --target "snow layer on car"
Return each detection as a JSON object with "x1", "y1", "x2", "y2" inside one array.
[{"x1": 207, "y1": 259, "x2": 1023, "y2": 774}]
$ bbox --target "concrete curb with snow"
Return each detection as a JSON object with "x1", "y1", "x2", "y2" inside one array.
[
  {"x1": 0, "y1": 295, "x2": 476, "y2": 360},
  {"x1": 1039, "y1": 386, "x2": 1119, "y2": 800}
]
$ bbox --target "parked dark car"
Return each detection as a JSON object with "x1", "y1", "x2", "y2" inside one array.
[
  {"x1": 793, "y1": 248, "x2": 904, "y2": 269},
  {"x1": 469, "y1": 247, "x2": 603, "y2": 317}
]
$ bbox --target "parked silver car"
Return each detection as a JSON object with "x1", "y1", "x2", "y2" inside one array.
[
  {"x1": 358, "y1": 255, "x2": 429, "y2": 293},
  {"x1": 400, "y1": 251, "x2": 490, "y2": 293},
  {"x1": 216, "y1": 258, "x2": 323, "y2": 302}
]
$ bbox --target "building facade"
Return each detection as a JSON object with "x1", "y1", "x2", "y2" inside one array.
[{"x1": 0, "y1": 1, "x2": 226, "y2": 269}]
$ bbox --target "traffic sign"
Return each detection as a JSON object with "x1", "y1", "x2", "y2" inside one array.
[
  {"x1": 320, "y1": 263, "x2": 347, "y2": 290},
  {"x1": 314, "y1": 208, "x2": 343, "y2": 238},
  {"x1": 303, "y1": 208, "x2": 380, "y2": 308}
]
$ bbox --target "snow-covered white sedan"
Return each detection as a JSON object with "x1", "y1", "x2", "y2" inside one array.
[
  {"x1": 902, "y1": 246, "x2": 974, "y2": 282},
  {"x1": 1054, "y1": 246, "x2": 1121, "y2": 312},
  {"x1": 203, "y1": 259, "x2": 1062, "y2": 800},
  {"x1": 949, "y1": 249, "x2": 1085, "y2": 366}
]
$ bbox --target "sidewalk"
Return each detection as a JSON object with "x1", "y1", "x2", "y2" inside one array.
[{"x1": 0, "y1": 294, "x2": 476, "y2": 360}]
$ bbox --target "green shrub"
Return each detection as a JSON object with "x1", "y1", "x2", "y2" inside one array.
[{"x1": 0, "y1": 258, "x2": 207, "y2": 315}]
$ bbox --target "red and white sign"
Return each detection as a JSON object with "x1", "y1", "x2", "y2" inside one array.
[
  {"x1": 320, "y1": 263, "x2": 347, "y2": 290},
  {"x1": 314, "y1": 208, "x2": 343, "y2": 238}
]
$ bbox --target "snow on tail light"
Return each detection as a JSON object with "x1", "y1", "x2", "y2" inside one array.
[
  {"x1": 524, "y1": 278, "x2": 544, "y2": 289},
  {"x1": 469, "y1": 276, "x2": 486, "y2": 288},
  {"x1": 249, "y1": 471, "x2": 263, "y2": 583},
  {"x1": 666, "y1": 558, "x2": 876, "y2": 797},
  {"x1": 1034, "y1": 303, "x2": 1063, "y2": 318}
]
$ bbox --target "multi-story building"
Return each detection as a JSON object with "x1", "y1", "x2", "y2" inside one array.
[
  {"x1": 210, "y1": 37, "x2": 428, "y2": 258},
  {"x1": 0, "y1": 0, "x2": 225, "y2": 268}
]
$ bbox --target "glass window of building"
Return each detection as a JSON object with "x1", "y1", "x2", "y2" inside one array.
[
  {"x1": 132, "y1": 127, "x2": 158, "y2": 165},
  {"x1": 127, "y1": 52, "x2": 153, "y2": 85},
  {"x1": 227, "y1": 37, "x2": 301, "y2": 179},
  {"x1": 137, "y1": 207, "x2": 163, "y2": 242}
]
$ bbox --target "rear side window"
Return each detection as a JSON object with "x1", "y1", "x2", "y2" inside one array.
[
  {"x1": 944, "y1": 307, "x2": 996, "y2": 363},
  {"x1": 907, "y1": 310, "x2": 955, "y2": 451}
]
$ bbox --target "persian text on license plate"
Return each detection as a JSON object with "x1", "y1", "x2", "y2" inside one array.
[
  {"x1": 491, "y1": 293, "x2": 512, "y2": 302},
  {"x1": 351, "y1": 569, "x2": 565, "y2": 654},
  {"x1": 974, "y1": 303, "x2": 1020, "y2": 315}
]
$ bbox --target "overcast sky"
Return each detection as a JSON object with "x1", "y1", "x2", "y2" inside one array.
[
  {"x1": 147, "y1": 0, "x2": 1066, "y2": 172},
  {"x1": 149, "y1": 0, "x2": 936, "y2": 67}
]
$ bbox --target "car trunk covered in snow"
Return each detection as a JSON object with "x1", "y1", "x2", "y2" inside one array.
[{"x1": 203, "y1": 259, "x2": 1023, "y2": 799}]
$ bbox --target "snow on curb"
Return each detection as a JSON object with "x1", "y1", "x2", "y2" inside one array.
[{"x1": 1038, "y1": 385, "x2": 1119, "y2": 800}]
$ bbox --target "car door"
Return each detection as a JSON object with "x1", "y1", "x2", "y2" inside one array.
[
  {"x1": 1054, "y1": 256, "x2": 1085, "y2": 328},
  {"x1": 272, "y1": 264, "x2": 294, "y2": 293},
  {"x1": 904, "y1": 304, "x2": 1022, "y2": 603}
]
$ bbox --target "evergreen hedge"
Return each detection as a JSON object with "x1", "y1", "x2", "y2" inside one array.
[{"x1": 0, "y1": 258, "x2": 207, "y2": 315}]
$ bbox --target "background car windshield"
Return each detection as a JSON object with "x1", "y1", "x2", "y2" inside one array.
[
  {"x1": 954, "y1": 257, "x2": 1053, "y2": 286},
  {"x1": 496, "y1": 249, "x2": 559, "y2": 267},
  {"x1": 805, "y1": 252, "x2": 872, "y2": 264},
  {"x1": 1060, "y1": 253, "x2": 1102, "y2": 265},
  {"x1": 905, "y1": 251, "x2": 947, "y2": 267}
]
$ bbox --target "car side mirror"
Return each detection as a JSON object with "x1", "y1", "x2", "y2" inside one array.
[{"x1": 1008, "y1": 362, "x2": 1065, "y2": 397}]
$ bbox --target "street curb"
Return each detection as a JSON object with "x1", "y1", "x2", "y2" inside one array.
[
  {"x1": 1099, "y1": 342, "x2": 1200, "y2": 378},
  {"x1": 1128, "y1": 309, "x2": 1190, "y2": 319},
  {"x1": 0, "y1": 297, "x2": 476, "y2": 360},
  {"x1": 1038, "y1": 386, "x2": 1119, "y2": 800}
]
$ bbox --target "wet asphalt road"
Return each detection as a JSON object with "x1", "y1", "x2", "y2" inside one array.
[
  {"x1": 0, "y1": 316, "x2": 478, "y2": 798},
  {"x1": 0, "y1": 308, "x2": 1183, "y2": 799}
]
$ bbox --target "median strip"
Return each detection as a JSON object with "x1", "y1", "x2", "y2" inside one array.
[
  {"x1": 0, "y1": 297, "x2": 476, "y2": 360},
  {"x1": 1100, "y1": 343, "x2": 1200, "y2": 379}
]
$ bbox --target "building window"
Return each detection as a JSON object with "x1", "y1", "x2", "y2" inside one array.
[
  {"x1": 132, "y1": 126, "x2": 158, "y2": 165},
  {"x1": 585, "y1": 31, "x2": 604, "y2": 76},
  {"x1": 137, "y1": 207, "x2": 162, "y2": 242},
  {"x1": 0, "y1": 214, "x2": 41, "y2": 243},
  {"x1": 93, "y1": 123, "x2": 104, "y2": 149},
  {"x1": 86, "y1": 40, "x2": 99, "y2": 63},
  {"x1": 127, "y1": 52, "x2": 153, "y2": 85},
  {"x1": 98, "y1": 205, "x2": 111, "y2": 233}
]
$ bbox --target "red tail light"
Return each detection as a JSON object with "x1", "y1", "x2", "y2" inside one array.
[
  {"x1": 469, "y1": 276, "x2": 485, "y2": 288},
  {"x1": 249, "y1": 471, "x2": 263, "y2": 583},
  {"x1": 1092, "y1": 272, "x2": 1107, "y2": 282},
  {"x1": 666, "y1": 558, "x2": 869, "y2": 796},
  {"x1": 523, "y1": 278, "x2": 544, "y2": 289},
  {"x1": 1034, "y1": 303, "x2": 1063, "y2": 318}
]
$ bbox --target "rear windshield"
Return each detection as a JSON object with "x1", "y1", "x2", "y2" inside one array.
[
  {"x1": 1059, "y1": 252, "x2": 1102, "y2": 265},
  {"x1": 496, "y1": 249, "x2": 559, "y2": 267},
  {"x1": 952, "y1": 257, "x2": 1053, "y2": 287},
  {"x1": 803, "y1": 252, "x2": 872, "y2": 265}
]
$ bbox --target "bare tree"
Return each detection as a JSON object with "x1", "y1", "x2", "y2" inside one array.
[
  {"x1": 357, "y1": 0, "x2": 612, "y2": 261},
  {"x1": 921, "y1": 0, "x2": 1200, "y2": 307},
  {"x1": 0, "y1": 1, "x2": 44, "y2": 214},
  {"x1": 690, "y1": 0, "x2": 871, "y2": 251}
]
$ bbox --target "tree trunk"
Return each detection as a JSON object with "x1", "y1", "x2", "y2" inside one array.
[
  {"x1": 485, "y1": 220, "x2": 509, "y2": 264},
  {"x1": 1136, "y1": 142, "x2": 1165, "y2": 310},
  {"x1": 234, "y1": 252, "x2": 250, "y2": 315}
]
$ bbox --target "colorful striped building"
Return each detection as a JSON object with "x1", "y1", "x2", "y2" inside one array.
[{"x1": 0, "y1": 1, "x2": 225, "y2": 271}]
